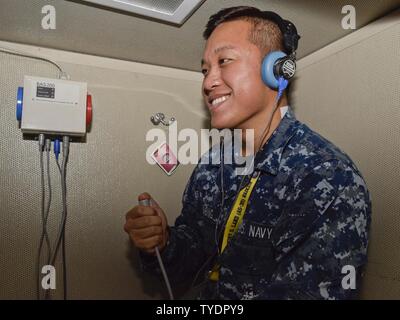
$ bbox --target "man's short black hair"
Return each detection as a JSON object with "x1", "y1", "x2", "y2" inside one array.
[{"x1": 203, "y1": 6, "x2": 284, "y2": 56}]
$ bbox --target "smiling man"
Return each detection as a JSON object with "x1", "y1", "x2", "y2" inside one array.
[
  {"x1": 124, "y1": 6, "x2": 371, "y2": 300},
  {"x1": 202, "y1": 16, "x2": 284, "y2": 138}
]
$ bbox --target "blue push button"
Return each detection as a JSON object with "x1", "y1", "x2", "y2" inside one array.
[{"x1": 16, "y1": 87, "x2": 23, "y2": 121}]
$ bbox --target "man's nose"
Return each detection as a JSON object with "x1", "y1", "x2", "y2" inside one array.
[{"x1": 203, "y1": 68, "x2": 222, "y2": 95}]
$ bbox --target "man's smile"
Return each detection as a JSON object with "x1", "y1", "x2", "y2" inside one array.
[{"x1": 208, "y1": 93, "x2": 231, "y2": 111}]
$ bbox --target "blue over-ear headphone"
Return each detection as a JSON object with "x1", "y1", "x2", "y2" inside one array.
[{"x1": 258, "y1": 11, "x2": 301, "y2": 90}]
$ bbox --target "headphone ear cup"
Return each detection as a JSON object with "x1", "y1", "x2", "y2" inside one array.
[{"x1": 261, "y1": 51, "x2": 286, "y2": 89}]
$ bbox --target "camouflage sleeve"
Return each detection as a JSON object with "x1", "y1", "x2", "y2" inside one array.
[
  {"x1": 262, "y1": 160, "x2": 371, "y2": 300},
  {"x1": 140, "y1": 165, "x2": 208, "y2": 286}
]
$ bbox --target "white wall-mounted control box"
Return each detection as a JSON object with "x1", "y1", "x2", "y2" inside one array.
[{"x1": 20, "y1": 76, "x2": 88, "y2": 136}]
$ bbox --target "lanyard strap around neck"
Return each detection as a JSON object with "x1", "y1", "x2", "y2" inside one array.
[{"x1": 209, "y1": 171, "x2": 261, "y2": 281}]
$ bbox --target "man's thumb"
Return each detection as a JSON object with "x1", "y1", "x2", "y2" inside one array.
[
  {"x1": 138, "y1": 192, "x2": 151, "y2": 202},
  {"x1": 138, "y1": 192, "x2": 161, "y2": 209}
]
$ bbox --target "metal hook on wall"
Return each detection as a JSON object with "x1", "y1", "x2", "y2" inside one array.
[{"x1": 150, "y1": 113, "x2": 175, "y2": 126}]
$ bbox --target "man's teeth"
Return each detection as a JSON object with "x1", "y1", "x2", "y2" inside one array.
[{"x1": 212, "y1": 95, "x2": 230, "y2": 106}]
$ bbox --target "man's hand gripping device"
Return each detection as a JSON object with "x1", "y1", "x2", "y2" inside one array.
[{"x1": 138, "y1": 198, "x2": 174, "y2": 300}]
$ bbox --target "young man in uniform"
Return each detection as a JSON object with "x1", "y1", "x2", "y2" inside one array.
[{"x1": 124, "y1": 6, "x2": 371, "y2": 299}]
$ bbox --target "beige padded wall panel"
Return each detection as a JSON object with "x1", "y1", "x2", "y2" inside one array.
[
  {"x1": 0, "y1": 49, "x2": 205, "y2": 299},
  {"x1": 0, "y1": 52, "x2": 62, "y2": 299},
  {"x1": 292, "y1": 20, "x2": 400, "y2": 299}
]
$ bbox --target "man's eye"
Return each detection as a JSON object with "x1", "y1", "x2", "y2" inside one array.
[
  {"x1": 219, "y1": 58, "x2": 231, "y2": 65},
  {"x1": 201, "y1": 68, "x2": 208, "y2": 75}
]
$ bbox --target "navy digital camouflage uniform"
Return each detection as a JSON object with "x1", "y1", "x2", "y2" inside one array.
[{"x1": 140, "y1": 106, "x2": 371, "y2": 300}]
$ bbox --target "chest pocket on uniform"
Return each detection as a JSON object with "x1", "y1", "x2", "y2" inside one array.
[{"x1": 218, "y1": 220, "x2": 276, "y2": 277}]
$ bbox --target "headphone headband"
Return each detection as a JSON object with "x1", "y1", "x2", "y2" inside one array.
[{"x1": 260, "y1": 11, "x2": 300, "y2": 55}]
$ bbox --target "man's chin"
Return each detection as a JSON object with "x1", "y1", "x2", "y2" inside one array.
[{"x1": 211, "y1": 117, "x2": 236, "y2": 130}]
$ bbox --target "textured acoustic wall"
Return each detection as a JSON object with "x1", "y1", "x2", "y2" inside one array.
[
  {"x1": 291, "y1": 14, "x2": 400, "y2": 299},
  {"x1": 0, "y1": 46, "x2": 205, "y2": 299}
]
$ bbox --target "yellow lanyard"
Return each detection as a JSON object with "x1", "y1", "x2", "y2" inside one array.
[{"x1": 209, "y1": 171, "x2": 261, "y2": 281}]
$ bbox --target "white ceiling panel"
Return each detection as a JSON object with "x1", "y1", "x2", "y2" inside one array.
[{"x1": 0, "y1": 0, "x2": 398, "y2": 71}]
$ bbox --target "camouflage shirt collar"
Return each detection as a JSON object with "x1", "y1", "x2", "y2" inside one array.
[{"x1": 253, "y1": 106, "x2": 300, "y2": 175}]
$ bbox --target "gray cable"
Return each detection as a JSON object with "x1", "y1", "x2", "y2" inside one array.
[
  {"x1": 36, "y1": 135, "x2": 45, "y2": 300},
  {"x1": 0, "y1": 47, "x2": 64, "y2": 78},
  {"x1": 61, "y1": 137, "x2": 69, "y2": 300},
  {"x1": 216, "y1": 137, "x2": 225, "y2": 249},
  {"x1": 50, "y1": 144, "x2": 67, "y2": 265},
  {"x1": 139, "y1": 199, "x2": 174, "y2": 300},
  {"x1": 43, "y1": 140, "x2": 53, "y2": 301},
  {"x1": 213, "y1": 136, "x2": 228, "y2": 251},
  {"x1": 190, "y1": 138, "x2": 248, "y2": 291},
  {"x1": 257, "y1": 99, "x2": 281, "y2": 155},
  {"x1": 188, "y1": 138, "x2": 227, "y2": 291},
  {"x1": 37, "y1": 138, "x2": 55, "y2": 300},
  {"x1": 56, "y1": 157, "x2": 62, "y2": 175},
  {"x1": 61, "y1": 147, "x2": 68, "y2": 300},
  {"x1": 49, "y1": 137, "x2": 69, "y2": 300},
  {"x1": 36, "y1": 136, "x2": 71, "y2": 300},
  {"x1": 45, "y1": 140, "x2": 52, "y2": 265}
]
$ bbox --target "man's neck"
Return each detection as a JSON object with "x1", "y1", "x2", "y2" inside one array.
[{"x1": 240, "y1": 97, "x2": 288, "y2": 156}]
